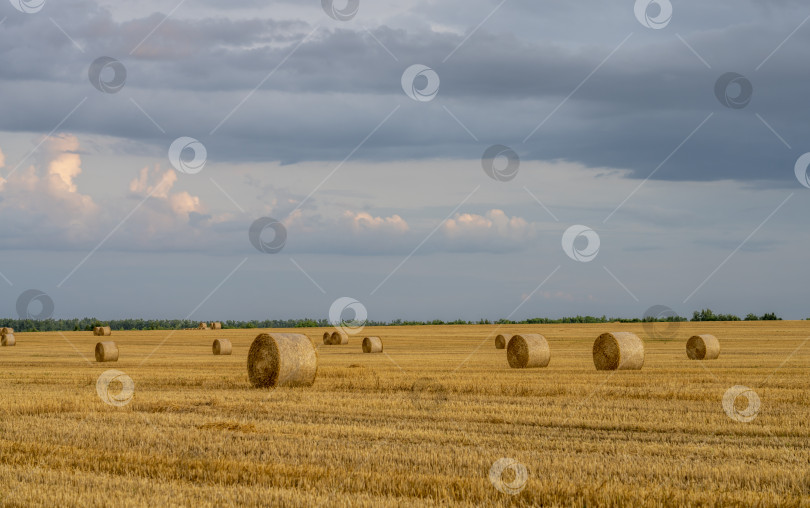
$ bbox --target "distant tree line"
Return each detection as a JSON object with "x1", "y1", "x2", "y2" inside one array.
[{"x1": 0, "y1": 309, "x2": 790, "y2": 332}]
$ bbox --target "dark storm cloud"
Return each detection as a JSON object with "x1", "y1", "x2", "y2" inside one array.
[{"x1": 1, "y1": 0, "x2": 809, "y2": 182}]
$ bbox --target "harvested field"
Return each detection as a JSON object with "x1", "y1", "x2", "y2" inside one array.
[{"x1": 0, "y1": 321, "x2": 807, "y2": 506}]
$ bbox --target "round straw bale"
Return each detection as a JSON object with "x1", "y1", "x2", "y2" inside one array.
[
  {"x1": 92, "y1": 326, "x2": 100, "y2": 336},
  {"x1": 362, "y1": 336, "x2": 383, "y2": 353},
  {"x1": 330, "y1": 331, "x2": 348, "y2": 345},
  {"x1": 1, "y1": 327, "x2": 13, "y2": 335},
  {"x1": 211, "y1": 322, "x2": 222, "y2": 330},
  {"x1": 95, "y1": 341, "x2": 119, "y2": 362},
  {"x1": 323, "y1": 332, "x2": 331, "y2": 345},
  {"x1": 495, "y1": 334, "x2": 507, "y2": 349},
  {"x1": 247, "y1": 333, "x2": 318, "y2": 388},
  {"x1": 99, "y1": 326, "x2": 112, "y2": 336},
  {"x1": 507, "y1": 334, "x2": 550, "y2": 368},
  {"x1": 686, "y1": 334, "x2": 720, "y2": 360},
  {"x1": 593, "y1": 332, "x2": 644, "y2": 371},
  {"x1": 197, "y1": 322, "x2": 208, "y2": 330},
  {"x1": 212, "y1": 338, "x2": 232, "y2": 355},
  {"x1": 1, "y1": 334, "x2": 15, "y2": 346}
]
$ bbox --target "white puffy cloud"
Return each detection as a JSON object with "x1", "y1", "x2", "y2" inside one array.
[{"x1": 439, "y1": 209, "x2": 536, "y2": 252}]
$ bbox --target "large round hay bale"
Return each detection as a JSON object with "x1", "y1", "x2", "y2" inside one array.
[
  {"x1": 593, "y1": 332, "x2": 644, "y2": 371},
  {"x1": 247, "y1": 333, "x2": 318, "y2": 388},
  {"x1": 686, "y1": 334, "x2": 720, "y2": 360},
  {"x1": 323, "y1": 332, "x2": 331, "y2": 345},
  {"x1": 1, "y1": 327, "x2": 13, "y2": 335},
  {"x1": 495, "y1": 334, "x2": 507, "y2": 349},
  {"x1": 1, "y1": 334, "x2": 15, "y2": 347},
  {"x1": 92, "y1": 326, "x2": 100, "y2": 336},
  {"x1": 95, "y1": 341, "x2": 119, "y2": 362},
  {"x1": 507, "y1": 334, "x2": 550, "y2": 368},
  {"x1": 211, "y1": 322, "x2": 223, "y2": 330},
  {"x1": 330, "y1": 331, "x2": 348, "y2": 345},
  {"x1": 362, "y1": 336, "x2": 383, "y2": 353},
  {"x1": 212, "y1": 338, "x2": 232, "y2": 355},
  {"x1": 97, "y1": 326, "x2": 112, "y2": 336},
  {"x1": 197, "y1": 322, "x2": 208, "y2": 330}
]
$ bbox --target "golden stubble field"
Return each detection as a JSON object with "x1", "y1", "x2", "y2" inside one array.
[{"x1": 0, "y1": 321, "x2": 808, "y2": 507}]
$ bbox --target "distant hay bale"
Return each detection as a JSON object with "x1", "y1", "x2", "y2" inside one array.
[
  {"x1": 1, "y1": 327, "x2": 13, "y2": 335},
  {"x1": 1, "y1": 334, "x2": 15, "y2": 347},
  {"x1": 329, "y1": 330, "x2": 348, "y2": 345},
  {"x1": 197, "y1": 322, "x2": 208, "y2": 330},
  {"x1": 362, "y1": 336, "x2": 383, "y2": 353},
  {"x1": 495, "y1": 334, "x2": 507, "y2": 349},
  {"x1": 247, "y1": 333, "x2": 318, "y2": 388},
  {"x1": 211, "y1": 322, "x2": 223, "y2": 330},
  {"x1": 323, "y1": 332, "x2": 331, "y2": 345},
  {"x1": 95, "y1": 341, "x2": 119, "y2": 362},
  {"x1": 507, "y1": 334, "x2": 550, "y2": 369},
  {"x1": 686, "y1": 334, "x2": 720, "y2": 360},
  {"x1": 593, "y1": 332, "x2": 644, "y2": 371},
  {"x1": 92, "y1": 326, "x2": 100, "y2": 336},
  {"x1": 212, "y1": 338, "x2": 232, "y2": 356},
  {"x1": 98, "y1": 326, "x2": 112, "y2": 336}
]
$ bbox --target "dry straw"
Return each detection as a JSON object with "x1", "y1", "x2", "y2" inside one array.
[
  {"x1": 197, "y1": 323, "x2": 208, "y2": 330},
  {"x1": 322, "y1": 332, "x2": 331, "y2": 345},
  {"x1": 95, "y1": 341, "x2": 119, "y2": 362},
  {"x1": 1, "y1": 327, "x2": 13, "y2": 335},
  {"x1": 593, "y1": 332, "x2": 645, "y2": 370},
  {"x1": 329, "y1": 330, "x2": 348, "y2": 345},
  {"x1": 92, "y1": 326, "x2": 100, "y2": 336},
  {"x1": 211, "y1": 322, "x2": 223, "y2": 330},
  {"x1": 495, "y1": 334, "x2": 507, "y2": 349},
  {"x1": 362, "y1": 336, "x2": 383, "y2": 353},
  {"x1": 507, "y1": 334, "x2": 550, "y2": 368},
  {"x1": 94, "y1": 326, "x2": 112, "y2": 337},
  {"x1": 212, "y1": 338, "x2": 232, "y2": 356},
  {"x1": 247, "y1": 333, "x2": 318, "y2": 388},
  {"x1": 1, "y1": 334, "x2": 15, "y2": 347},
  {"x1": 686, "y1": 334, "x2": 720, "y2": 360}
]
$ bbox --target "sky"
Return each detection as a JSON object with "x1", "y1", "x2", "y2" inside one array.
[{"x1": 1, "y1": 0, "x2": 809, "y2": 322}]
